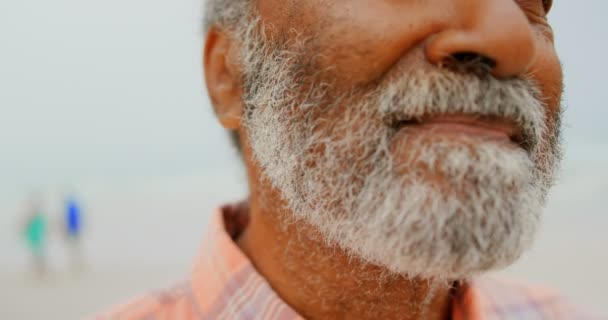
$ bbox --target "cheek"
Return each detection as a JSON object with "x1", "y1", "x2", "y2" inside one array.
[
  {"x1": 259, "y1": 0, "x2": 448, "y2": 90},
  {"x1": 313, "y1": 8, "x2": 442, "y2": 89},
  {"x1": 529, "y1": 42, "x2": 563, "y2": 119}
]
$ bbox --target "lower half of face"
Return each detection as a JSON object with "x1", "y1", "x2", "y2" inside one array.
[{"x1": 240, "y1": 20, "x2": 562, "y2": 281}]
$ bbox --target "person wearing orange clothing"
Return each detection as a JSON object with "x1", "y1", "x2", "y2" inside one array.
[{"x1": 99, "y1": 0, "x2": 602, "y2": 319}]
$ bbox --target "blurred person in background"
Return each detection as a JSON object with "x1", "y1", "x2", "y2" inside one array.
[
  {"x1": 63, "y1": 195, "x2": 85, "y2": 272},
  {"x1": 22, "y1": 197, "x2": 47, "y2": 275},
  {"x1": 99, "y1": 0, "x2": 602, "y2": 319}
]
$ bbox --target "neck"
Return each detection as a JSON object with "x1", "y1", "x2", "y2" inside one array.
[{"x1": 237, "y1": 188, "x2": 456, "y2": 320}]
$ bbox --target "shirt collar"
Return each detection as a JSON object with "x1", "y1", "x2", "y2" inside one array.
[
  {"x1": 190, "y1": 204, "x2": 571, "y2": 320},
  {"x1": 190, "y1": 203, "x2": 303, "y2": 319}
]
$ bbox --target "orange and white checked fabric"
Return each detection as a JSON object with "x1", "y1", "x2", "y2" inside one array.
[{"x1": 96, "y1": 204, "x2": 602, "y2": 320}]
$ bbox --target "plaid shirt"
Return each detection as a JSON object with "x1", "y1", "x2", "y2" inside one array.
[{"x1": 97, "y1": 204, "x2": 601, "y2": 320}]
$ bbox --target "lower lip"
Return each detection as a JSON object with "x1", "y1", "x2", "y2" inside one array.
[{"x1": 399, "y1": 122, "x2": 516, "y2": 144}]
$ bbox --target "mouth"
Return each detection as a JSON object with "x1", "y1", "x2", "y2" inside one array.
[{"x1": 389, "y1": 114, "x2": 527, "y2": 149}]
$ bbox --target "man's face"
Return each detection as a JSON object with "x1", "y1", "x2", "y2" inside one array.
[{"x1": 234, "y1": 0, "x2": 562, "y2": 280}]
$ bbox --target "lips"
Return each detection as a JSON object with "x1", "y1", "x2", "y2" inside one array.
[{"x1": 389, "y1": 114, "x2": 528, "y2": 150}]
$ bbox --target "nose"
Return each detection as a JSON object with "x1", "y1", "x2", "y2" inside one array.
[{"x1": 425, "y1": 1, "x2": 536, "y2": 78}]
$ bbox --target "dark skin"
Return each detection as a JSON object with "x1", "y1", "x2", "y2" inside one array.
[{"x1": 204, "y1": 0, "x2": 562, "y2": 319}]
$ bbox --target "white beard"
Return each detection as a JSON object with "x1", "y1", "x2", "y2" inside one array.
[{"x1": 237, "y1": 19, "x2": 561, "y2": 281}]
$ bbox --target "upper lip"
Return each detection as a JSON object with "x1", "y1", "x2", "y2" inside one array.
[{"x1": 387, "y1": 113, "x2": 528, "y2": 149}]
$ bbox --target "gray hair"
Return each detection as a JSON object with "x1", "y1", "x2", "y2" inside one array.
[{"x1": 203, "y1": 0, "x2": 250, "y2": 32}]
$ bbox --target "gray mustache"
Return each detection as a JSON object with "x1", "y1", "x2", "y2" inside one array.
[{"x1": 375, "y1": 69, "x2": 546, "y2": 151}]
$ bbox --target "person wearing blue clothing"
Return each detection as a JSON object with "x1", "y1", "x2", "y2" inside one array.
[
  {"x1": 65, "y1": 197, "x2": 82, "y2": 239},
  {"x1": 63, "y1": 196, "x2": 85, "y2": 271}
]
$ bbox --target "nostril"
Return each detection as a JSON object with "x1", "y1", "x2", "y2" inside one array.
[{"x1": 445, "y1": 51, "x2": 497, "y2": 74}]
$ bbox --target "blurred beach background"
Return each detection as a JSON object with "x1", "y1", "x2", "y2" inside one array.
[{"x1": 1, "y1": 0, "x2": 607, "y2": 318}]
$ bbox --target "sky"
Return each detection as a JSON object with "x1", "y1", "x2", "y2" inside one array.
[{"x1": 0, "y1": 0, "x2": 607, "y2": 195}]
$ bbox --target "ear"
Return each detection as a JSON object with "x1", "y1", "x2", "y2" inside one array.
[{"x1": 204, "y1": 27, "x2": 243, "y2": 130}]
